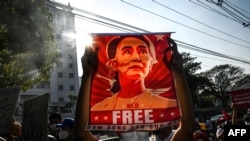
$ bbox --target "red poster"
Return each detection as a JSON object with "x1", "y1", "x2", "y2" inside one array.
[
  {"x1": 231, "y1": 88, "x2": 250, "y2": 109},
  {"x1": 87, "y1": 33, "x2": 180, "y2": 131}
]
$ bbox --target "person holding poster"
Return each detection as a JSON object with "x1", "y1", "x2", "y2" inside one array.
[
  {"x1": 86, "y1": 33, "x2": 180, "y2": 132},
  {"x1": 73, "y1": 35, "x2": 196, "y2": 141},
  {"x1": 91, "y1": 35, "x2": 177, "y2": 111}
]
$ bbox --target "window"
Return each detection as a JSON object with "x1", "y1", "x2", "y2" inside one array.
[
  {"x1": 58, "y1": 85, "x2": 63, "y2": 90},
  {"x1": 48, "y1": 13, "x2": 53, "y2": 22},
  {"x1": 68, "y1": 54, "x2": 72, "y2": 59},
  {"x1": 66, "y1": 16, "x2": 71, "y2": 28},
  {"x1": 56, "y1": 13, "x2": 62, "y2": 29},
  {"x1": 41, "y1": 84, "x2": 45, "y2": 88},
  {"x1": 69, "y1": 73, "x2": 73, "y2": 78},
  {"x1": 36, "y1": 83, "x2": 45, "y2": 88},
  {"x1": 59, "y1": 98, "x2": 64, "y2": 102},
  {"x1": 57, "y1": 62, "x2": 63, "y2": 68},
  {"x1": 58, "y1": 72, "x2": 63, "y2": 78},
  {"x1": 69, "y1": 85, "x2": 74, "y2": 91},
  {"x1": 69, "y1": 63, "x2": 73, "y2": 69},
  {"x1": 56, "y1": 34, "x2": 61, "y2": 39}
]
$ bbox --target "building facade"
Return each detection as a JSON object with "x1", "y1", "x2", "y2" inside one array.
[{"x1": 18, "y1": 0, "x2": 79, "y2": 114}]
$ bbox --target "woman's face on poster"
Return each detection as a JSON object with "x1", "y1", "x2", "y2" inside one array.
[{"x1": 115, "y1": 37, "x2": 154, "y2": 79}]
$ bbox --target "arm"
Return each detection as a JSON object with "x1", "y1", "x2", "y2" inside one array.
[
  {"x1": 167, "y1": 38, "x2": 196, "y2": 141},
  {"x1": 231, "y1": 102, "x2": 238, "y2": 125},
  {"x1": 73, "y1": 47, "x2": 98, "y2": 141}
]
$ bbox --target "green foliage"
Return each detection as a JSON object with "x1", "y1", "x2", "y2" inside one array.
[
  {"x1": 0, "y1": 0, "x2": 59, "y2": 90},
  {"x1": 199, "y1": 95, "x2": 215, "y2": 108},
  {"x1": 233, "y1": 74, "x2": 250, "y2": 90},
  {"x1": 181, "y1": 52, "x2": 214, "y2": 107},
  {"x1": 203, "y1": 64, "x2": 247, "y2": 107},
  {"x1": 181, "y1": 53, "x2": 250, "y2": 108},
  {"x1": 64, "y1": 94, "x2": 78, "y2": 113},
  {"x1": 181, "y1": 52, "x2": 202, "y2": 74}
]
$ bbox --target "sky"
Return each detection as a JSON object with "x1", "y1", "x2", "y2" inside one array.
[{"x1": 53, "y1": 0, "x2": 250, "y2": 76}]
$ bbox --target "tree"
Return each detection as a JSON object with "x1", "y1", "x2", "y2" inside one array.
[
  {"x1": 232, "y1": 74, "x2": 250, "y2": 90},
  {"x1": 181, "y1": 52, "x2": 213, "y2": 107},
  {"x1": 203, "y1": 64, "x2": 246, "y2": 107},
  {"x1": 64, "y1": 94, "x2": 78, "y2": 113},
  {"x1": 0, "y1": 0, "x2": 58, "y2": 90}
]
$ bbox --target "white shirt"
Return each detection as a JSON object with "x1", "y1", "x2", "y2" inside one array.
[
  {"x1": 150, "y1": 130, "x2": 175, "y2": 141},
  {"x1": 121, "y1": 131, "x2": 149, "y2": 141}
]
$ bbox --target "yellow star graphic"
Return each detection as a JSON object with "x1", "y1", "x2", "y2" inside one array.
[
  {"x1": 155, "y1": 34, "x2": 165, "y2": 41},
  {"x1": 104, "y1": 116, "x2": 108, "y2": 120},
  {"x1": 94, "y1": 116, "x2": 99, "y2": 120},
  {"x1": 170, "y1": 112, "x2": 175, "y2": 116}
]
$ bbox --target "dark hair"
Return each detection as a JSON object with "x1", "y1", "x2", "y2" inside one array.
[
  {"x1": 106, "y1": 35, "x2": 155, "y2": 60},
  {"x1": 49, "y1": 112, "x2": 62, "y2": 122}
]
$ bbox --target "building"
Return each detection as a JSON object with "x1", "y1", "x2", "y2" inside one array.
[{"x1": 18, "y1": 0, "x2": 79, "y2": 114}]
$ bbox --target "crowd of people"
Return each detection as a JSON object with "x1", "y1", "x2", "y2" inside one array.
[
  {"x1": 1, "y1": 107, "x2": 249, "y2": 141},
  {"x1": 213, "y1": 103, "x2": 250, "y2": 141},
  {"x1": 0, "y1": 113, "x2": 75, "y2": 141}
]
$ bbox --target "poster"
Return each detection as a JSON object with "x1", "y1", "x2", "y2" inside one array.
[
  {"x1": 231, "y1": 88, "x2": 250, "y2": 109},
  {"x1": 86, "y1": 33, "x2": 180, "y2": 131},
  {"x1": 22, "y1": 93, "x2": 49, "y2": 141},
  {"x1": 0, "y1": 87, "x2": 21, "y2": 134}
]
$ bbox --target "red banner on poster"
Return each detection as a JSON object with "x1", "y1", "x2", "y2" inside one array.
[
  {"x1": 231, "y1": 88, "x2": 250, "y2": 109},
  {"x1": 87, "y1": 33, "x2": 180, "y2": 131}
]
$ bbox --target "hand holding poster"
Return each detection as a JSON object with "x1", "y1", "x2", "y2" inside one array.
[{"x1": 86, "y1": 33, "x2": 180, "y2": 131}]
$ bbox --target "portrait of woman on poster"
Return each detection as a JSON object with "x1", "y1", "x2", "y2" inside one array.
[
  {"x1": 73, "y1": 36, "x2": 196, "y2": 141},
  {"x1": 90, "y1": 34, "x2": 178, "y2": 111}
]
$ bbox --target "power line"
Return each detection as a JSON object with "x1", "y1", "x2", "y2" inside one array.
[
  {"x1": 152, "y1": 0, "x2": 250, "y2": 44},
  {"x1": 205, "y1": 0, "x2": 250, "y2": 27},
  {"x1": 48, "y1": 5, "x2": 137, "y2": 33},
  {"x1": 189, "y1": 0, "x2": 242, "y2": 24},
  {"x1": 72, "y1": 7, "x2": 149, "y2": 33},
  {"x1": 47, "y1": 1, "x2": 250, "y2": 66},
  {"x1": 191, "y1": 54, "x2": 250, "y2": 72},
  {"x1": 74, "y1": 15, "x2": 136, "y2": 33},
  {"x1": 221, "y1": 4, "x2": 248, "y2": 23},
  {"x1": 121, "y1": 0, "x2": 250, "y2": 49},
  {"x1": 176, "y1": 40, "x2": 250, "y2": 64},
  {"x1": 223, "y1": 1, "x2": 250, "y2": 21},
  {"x1": 224, "y1": 0, "x2": 250, "y2": 16},
  {"x1": 191, "y1": 53, "x2": 246, "y2": 65}
]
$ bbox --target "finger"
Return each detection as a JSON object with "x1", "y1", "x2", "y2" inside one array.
[{"x1": 168, "y1": 38, "x2": 178, "y2": 54}]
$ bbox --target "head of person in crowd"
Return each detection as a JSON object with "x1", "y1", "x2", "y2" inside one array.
[
  {"x1": 243, "y1": 108, "x2": 250, "y2": 125},
  {"x1": 48, "y1": 112, "x2": 62, "y2": 140},
  {"x1": 49, "y1": 112, "x2": 62, "y2": 125},
  {"x1": 5, "y1": 121, "x2": 23, "y2": 141},
  {"x1": 192, "y1": 121, "x2": 209, "y2": 141},
  {"x1": 216, "y1": 116, "x2": 227, "y2": 128},
  {"x1": 8, "y1": 121, "x2": 22, "y2": 137},
  {"x1": 56, "y1": 118, "x2": 75, "y2": 141}
]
